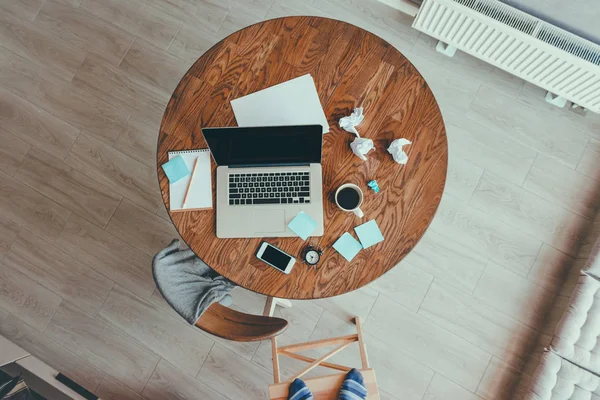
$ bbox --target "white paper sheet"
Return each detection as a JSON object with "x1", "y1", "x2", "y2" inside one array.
[
  {"x1": 169, "y1": 149, "x2": 212, "y2": 211},
  {"x1": 231, "y1": 74, "x2": 330, "y2": 134}
]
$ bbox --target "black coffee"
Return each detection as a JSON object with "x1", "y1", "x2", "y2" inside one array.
[{"x1": 337, "y1": 187, "x2": 360, "y2": 210}]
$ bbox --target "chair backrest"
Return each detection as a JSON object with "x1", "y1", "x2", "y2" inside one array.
[
  {"x1": 268, "y1": 317, "x2": 380, "y2": 399},
  {"x1": 196, "y1": 303, "x2": 288, "y2": 342}
]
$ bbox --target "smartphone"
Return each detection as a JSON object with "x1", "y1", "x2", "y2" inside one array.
[{"x1": 256, "y1": 241, "x2": 296, "y2": 274}]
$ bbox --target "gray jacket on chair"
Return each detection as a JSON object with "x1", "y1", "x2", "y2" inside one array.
[{"x1": 152, "y1": 239, "x2": 236, "y2": 325}]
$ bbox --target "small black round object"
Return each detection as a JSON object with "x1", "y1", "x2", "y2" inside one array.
[{"x1": 301, "y1": 245, "x2": 323, "y2": 266}]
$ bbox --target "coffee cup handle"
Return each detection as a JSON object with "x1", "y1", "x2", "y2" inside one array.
[{"x1": 353, "y1": 207, "x2": 364, "y2": 218}]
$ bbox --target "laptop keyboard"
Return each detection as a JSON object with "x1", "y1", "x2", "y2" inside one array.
[{"x1": 229, "y1": 172, "x2": 310, "y2": 205}]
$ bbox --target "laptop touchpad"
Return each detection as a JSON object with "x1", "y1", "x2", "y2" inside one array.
[{"x1": 253, "y1": 209, "x2": 285, "y2": 232}]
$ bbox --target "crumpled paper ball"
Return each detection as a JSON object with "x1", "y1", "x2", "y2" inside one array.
[
  {"x1": 388, "y1": 138, "x2": 412, "y2": 164},
  {"x1": 350, "y1": 137, "x2": 374, "y2": 160},
  {"x1": 339, "y1": 107, "x2": 364, "y2": 136}
]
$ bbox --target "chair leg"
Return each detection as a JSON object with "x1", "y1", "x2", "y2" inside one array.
[
  {"x1": 271, "y1": 337, "x2": 281, "y2": 383},
  {"x1": 355, "y1": 317, "x2": 370, "y2": 369},
  {"x1": 263, "y1": 297, "x2": 292, "y2": 317}
]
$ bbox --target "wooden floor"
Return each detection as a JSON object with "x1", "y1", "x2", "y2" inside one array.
[{"x1": 0, "y1": 0, "x2": 599, "y2": 399}]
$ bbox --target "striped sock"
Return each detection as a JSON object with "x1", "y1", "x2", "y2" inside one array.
[
  {"x1": 338, "y1": 369, "x2": 367, "y2": 400},
  {"x1": 288, "y1": 378, "x2": 314, "y2": 400}
]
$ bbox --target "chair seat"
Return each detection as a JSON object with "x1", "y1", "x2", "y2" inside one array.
[{"x1": 268, "y1": 368, "x2": 380, "y2": 400}]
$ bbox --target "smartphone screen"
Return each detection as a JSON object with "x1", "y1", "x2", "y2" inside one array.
[{"x1": 261, "y1": 245, "x2": 292, "y2": 271}]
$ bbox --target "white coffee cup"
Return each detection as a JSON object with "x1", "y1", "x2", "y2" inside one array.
[{"x1": 335, "y1": 183, "x2": 364, "y2": 218}]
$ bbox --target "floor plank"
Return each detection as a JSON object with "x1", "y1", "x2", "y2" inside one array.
[
  {"x1": 0, "y1": 127, "x2": 30, "y2": 177},
  {"x1": 430, "y1": 194, "x2": 542, "y2": 276},
  {"x1": 80, "y1": 0, "x2": 181, "y2": 50},
  {"x1": 0, "y1": 263, "x2": 61, "y2": 332},
  {"x1": 33, "y1": 0, "x2": 135, "y2": 65},
  {"x1": 142, "y1": 359, "x2": 226, "y2": 400},
  {"x1": 15, "y1": 147, "x2": 122, "y2": 227},
  {"x1": 467, "y1": 86, "x2": 589, "y2": 168},
  {"x1": 0, "y1": 216, "x2": 20, "y2": 259},
  {"x1": 0, "y1": 170, "x2": 70, "y2": 243},
  {"x1": 424, "y1": 373, "x2": 483, "y2": 400},
  {"x1": 419, "y1": 281, "x2": 540, "y2": 370},
  {"x1": 166, "y1": 23, "x2": 217, "y2": 65},
  {"x1": 523, "y1": 153, "x2": 600, "y2": 221},
  {"x1": 402, "y1": 229, "x2": 488, "y2": 294},
  {"x1": 444, "y1": 154, "x2": 484, "y2": 202},
  {"x1": 311, "y1": 285, "x2": 379, "y2": 321},
  {"x1": 214, "y1": 2, "x2": 263, "y2": 42},
  {"x1": 98, "y1": 285, "x2": 214, "y2": 377},
  {"x1": 64, "y1": 133, "x2": 161, "y2": 212},
  {"x1": 73, "y1": 54, "x2": 170, "y2": 127},
  {"x1": 145, "y1": 0, "x2": 232, "y2": 33},
  {"x1": 3, "y1": 229, "x2": 114, "y2": 315},
  {"x1": 577, "y1": 138, "x2": 600, "y2": 181},
  {"x1": 516, "y1": 82, "x2": 600, "y2": 139},
  {"x1": 0, "y1": 11, "x2": 86, "y2": 81},
  {"x1": 55, "y1": 214, "x2": 155, "y2": 299},
  {"x1": 105, "y1": 199, "x2": 180, "y2": 256},
  {"x1": 119, "y1": 38, "x2": 189, "y2": 94},
  {"x1": 473, "y1": 262, "x2": 560, "y2": 334},
  {"x1": 0, "y1": 0, "x2": 44, "y2": 21},
  {"x1": 0, "y1": 314, "x2": 103, "y2": 392},
  {"x1": 0, "y1": 43, "x2": 40, "y2": 95},
  {"x1": 443, "y1": 111, "x2": 537, "y2": 186},
  {"x1": 528, "y1": 244, "x2": 578, "y2": 297},
  {"x1": 365, "y1": 294, "x2": 491, "y2": 391},
  {"x1": 195, "y1": 343, "x2": 272, "y2": 399},
  {"x1": 368, "y1": 262, "x2": 433, "y2": 311},
  {"x1": 44, "y1": 300, "x2": 160, "y2": 394},
  {"x1": 94, "y1": 375, "x2": 146, "y2": 400},
  {"x1": 0, "y1": 85, "x2": 79, "y2": 160},
  {"x1": 18, "y1": 70, "x2": 129, "y2": 144},
  {"x1": 470, "y1": 172, "x2": 591, "y2": 257}
]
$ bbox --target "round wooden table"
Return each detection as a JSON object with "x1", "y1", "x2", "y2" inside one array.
[{"x1": 157, "y1": 16, "x2": 447, "y2": 300}]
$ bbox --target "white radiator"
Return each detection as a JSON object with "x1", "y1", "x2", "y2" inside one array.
[{"x1": 412, "y1": 0, "x2": 600, "y2": 113}]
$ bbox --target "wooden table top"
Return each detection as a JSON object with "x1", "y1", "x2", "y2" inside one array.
[{"x1": 157, "y1": 16, "x2": 447, "y2": 300}]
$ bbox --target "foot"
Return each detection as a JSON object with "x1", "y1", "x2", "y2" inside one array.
[
  {"x1": 288, "y1": 378, "x2": 314, "y2": 400},
  {"x1": 338, "y1": 368, "x2": 367, "y2": 399}
]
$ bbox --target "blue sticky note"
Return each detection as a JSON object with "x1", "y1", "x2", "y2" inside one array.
[
  {"x1": 287, "y1": 211, "x2": 318, "y2": 240},
  {"x1": 354, "y1": 220, "x2": 385, "y2": 249},
  {"x1": 162, "y1": 155, "x2": 190, "y2": 183},
  {"x1": 333, "y1": 233, "x2": 363, "y2": 262}
]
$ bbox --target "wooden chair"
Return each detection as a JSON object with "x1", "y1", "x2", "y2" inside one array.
[
  {"x1": 267, "y1": 317, "x2": 380, "y2": 400},
  {"x1": 195, "y1": 302, "x2": 288, "y2": 342}
]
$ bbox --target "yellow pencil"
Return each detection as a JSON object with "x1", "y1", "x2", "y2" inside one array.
[{"x1": 182, "y1": 157, "x2": 199, "y2": 209}]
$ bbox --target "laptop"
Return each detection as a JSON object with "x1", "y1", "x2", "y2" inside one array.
[{"x1": 201, "y1": 125, "x2": 324, "y2": 238}]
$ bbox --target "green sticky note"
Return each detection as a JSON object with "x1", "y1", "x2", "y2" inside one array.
[
  {"x1": 354, "y1": 220, "x2": 384, "y2": 249},
  {"x1": 162, "y1": 155, "x2": 190, "y2": 183},
  {"x1": 333, "y1": 232, "x2": 363, "y2": 262},
  {"x1": 287, "y1": 211, "x2": 318, "y2": 240}
]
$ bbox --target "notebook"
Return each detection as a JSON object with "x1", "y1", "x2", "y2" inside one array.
[
  {"x1": 168, "y1": 149, "x2": 212, "y2": 211},
  {"x1": 230, "y1": 74, "x2": 330, "y2": 134}
]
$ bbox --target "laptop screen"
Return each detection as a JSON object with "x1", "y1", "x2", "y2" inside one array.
[{"x1": 201, "y1": 125, "x2": 323, "y2": 167}]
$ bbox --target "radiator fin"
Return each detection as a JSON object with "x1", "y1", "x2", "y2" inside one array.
[{"x1": 413, "y1": 0, "x2": 600, "y2": 112}]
